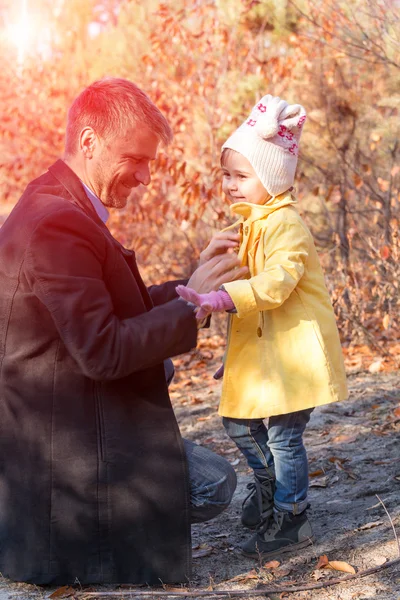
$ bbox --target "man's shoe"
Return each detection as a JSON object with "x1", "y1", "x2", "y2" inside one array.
[
  {"x1": 241, "y1": 474, "x2": 275, "y2": 529},
  {"x1": 241, "y1": 509, "x2": 314, "y2": 558}
]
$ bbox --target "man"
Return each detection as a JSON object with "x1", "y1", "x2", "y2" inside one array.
[{"x1": 0, "y1": 78, "x2": 246, "y2": 585}]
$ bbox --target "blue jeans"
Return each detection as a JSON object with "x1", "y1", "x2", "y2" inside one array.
[
  {"x1": 222, "y1": 409, "x2": 313, "y2": 514},
  {"x1": 164, "y1": 360, "x2": 237, "y2": 523},
  {"x1": 184, "y1": 439, "x2": 237, "y2": 523}
]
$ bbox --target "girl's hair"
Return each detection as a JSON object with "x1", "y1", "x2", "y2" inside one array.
[
  {"x1": 220, "y1": 147, "x2": 238, "y2": 166},
  {"x1": 65, "y1": 77, "x2": 173, "y2": 156}
]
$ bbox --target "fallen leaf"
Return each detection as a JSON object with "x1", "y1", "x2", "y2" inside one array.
[
  {"x1": 49, "y1": 587, "x2": 75, "y2": 599},
  {"x1": 193, "y1": 546, "x2": 213, "y2": 558},
  {"x1": 189, "y1": 396, "x2": 203, "y2": 404},
  {"x1": 309, "y1": 476, "x2": 328, "y2": 488},
  {"x1": 368, "y1": 359, "x2": 384, "y2": 373},
  {"x1": 227, "y1": 568, "x2": 259, "y2": 582},
  {"x1": 310, "y1": 569, "x2": 326, "y2": 581},
  {"x1": 309, "y1": 469, "x2": 325, "y2": 477},
  {"x1": 229, "y1": 458, "x2": 240, "y2": 465},
  {"x1": 326, "y1": 560, "x2": 356, "y2": 574},
  {"x1": 328, "y1": 456, "x2": 347, "y2": 464},
  {"x1": 331, "y1": 434, "x2": 358, "y2": 444},
  {"x1": 273, "y1": 566, "x2": 292, "y2": 578},
  {"x1": 263, "y1": 560, "x2": 280, "y2": 569},
  {"x1": 394, "y1": 406, "x2": 400, "y2": 418},
  {"x1": 316, "y1": 555, "x2": 329, "y2": 569}
]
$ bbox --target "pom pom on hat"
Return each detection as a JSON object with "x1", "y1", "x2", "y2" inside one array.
[{"x1": 222, "y1": 94, "x2": 307, "y2": 197}]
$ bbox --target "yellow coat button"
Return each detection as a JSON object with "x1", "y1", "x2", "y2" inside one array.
[
  {"x1": 244, "y1": 226, "x2": 249, "y2": 235},
  {"x1": 257, "y1": 327, "x2": 262, "y2": 337}
]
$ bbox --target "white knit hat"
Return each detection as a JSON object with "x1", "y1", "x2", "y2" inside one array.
[{"x1": 222, "y1": 95, "x2": 306, "y2": 197}]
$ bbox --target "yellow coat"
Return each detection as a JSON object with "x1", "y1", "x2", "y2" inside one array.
[{"x1": 220, "y1": 192, "x2": 348, "y2": 419}]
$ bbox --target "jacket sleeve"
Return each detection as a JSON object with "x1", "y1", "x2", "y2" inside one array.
[
  {"x1": 223, "y1": 218, "x2": 310, "y2": 318},
  {"x1": 24, "y1": 207, "x2": 198, "y2": 381},
  {"x1": 148, "y1": 279, "x2": 188, "y2": 306}
]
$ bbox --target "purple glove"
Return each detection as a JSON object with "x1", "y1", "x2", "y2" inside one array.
[{"x1": 176, "y1": 285, "x2": 235, "y2": 320}]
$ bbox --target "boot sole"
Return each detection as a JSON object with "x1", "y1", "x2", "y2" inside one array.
[
  {"x1": 241, "y1": 521, "x2": 259, "y2": 531},
  {"x1": 241, "y1": 536, "x2": 314, "y2": 559}
]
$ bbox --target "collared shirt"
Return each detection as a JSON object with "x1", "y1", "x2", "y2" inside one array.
[{"x1": 81, "y1": 182, "x2": 109, "y2": 224}]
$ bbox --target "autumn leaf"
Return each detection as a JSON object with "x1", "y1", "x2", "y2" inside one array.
[
  {"x1": 353, "y1": 174, "x2": 363, "y2": 188},
  {"x1": 49, "y1": 587, "x2": 75, "y2": 599},
  {"x1": 311, "y1": 569, "x2": 326, "y2": 581},
  {"x1": 326, "y1": 560, "x2": 356, "y2": 574},
  {"x1": 328, "y1": 456, "x2": 347, "y2": 464},
  {"x1": 316, "y1": 555, "x2": 356, "y2": 574},
  {"x1": 192, "y1": 545, "x2": 213, "y2": 558},
  {"x1": 263, "y1": 560, "x2": 280, "y2": 569},
  {"x1": 309, "y1": 469, "x2": 325, "y2": 477},
  {"x1": 309, "y1": 476, "x2": 328, "y2": 488},
  {"x1": 380, "y1": 246, "x2": 391, "y2": 260},
  {"x1": 368, "y1": 359, "x2": 383, "y2": 374},
  {"x1": 331, "y1": 434, "x2": 358, "y2": 443},
  {"x1": 316, "y1": 555, "x2": 329, "y2": 569},
  {"x1": 227, "y1": 569, "x2": 259, "y2": 582}
]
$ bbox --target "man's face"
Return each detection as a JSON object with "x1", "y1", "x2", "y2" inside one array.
[{"x1": 91, "y1": 126, "x2": 160, "y2": 209}]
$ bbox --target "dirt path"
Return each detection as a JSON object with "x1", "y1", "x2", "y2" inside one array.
[
  {"x1": 176, "y1": 369, "x2": 400, "y2": 600},
  {"x1": 0, "y1": 365, "x2": 398, "y2": 600}
]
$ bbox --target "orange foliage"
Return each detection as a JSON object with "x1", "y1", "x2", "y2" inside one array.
[{"x1": 0, "y1": 0, "x2": 399, "y2": 352}]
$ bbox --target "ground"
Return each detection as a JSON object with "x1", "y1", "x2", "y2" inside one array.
[
  {"x1": 179, "y1": 365, "x2": 400, "y2": 600},
  {"x1": 0, "y1": 336, "x2": 399, "y2": 599}
]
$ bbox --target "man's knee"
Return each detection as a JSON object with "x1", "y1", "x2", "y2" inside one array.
[
  {"x1": 211, "y1": 457, "x2": 237, "y2": 509},
  {"x1": 184, "y1": 439, "x2": 237, "y2": 523}
]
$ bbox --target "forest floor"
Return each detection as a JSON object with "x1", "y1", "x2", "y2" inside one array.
[{"x1": 1, "y1": 331, "x2": 399, "y2": 600}]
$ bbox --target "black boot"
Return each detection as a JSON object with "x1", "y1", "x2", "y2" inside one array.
[
  {"x1": 241, "y1": 471, "x2": 275, "y2": 530},
  {"x1": 241, "y1": 508, "x2": 313, "y2": 558}
]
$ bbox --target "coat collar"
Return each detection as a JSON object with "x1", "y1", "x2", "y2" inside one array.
[
  {"x1": 47, "y1": 159, "x2": 135, "y2": 260},
  {"x1": 48, "y1": 159, "x2": 103, "y2": 225},
  {"x1": 230, "y1": 191, "x2": 297, "y2": 224}
]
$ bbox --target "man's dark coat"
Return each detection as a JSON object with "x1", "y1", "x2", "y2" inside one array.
[{"x1": 0, "y1": 160, "x2": 198, "y2": 584}]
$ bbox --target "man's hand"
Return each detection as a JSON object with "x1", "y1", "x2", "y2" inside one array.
[
  {"x1": 187, "y1": 253, "x2": 248, "y2": 294},
  {"x1": 199, "y1": 231, "x2": 241, "y2": 266}
]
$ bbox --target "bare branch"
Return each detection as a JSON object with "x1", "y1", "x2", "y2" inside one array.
[{"x1": 76, "y1": 558, "x2": 400, "y2": 598}]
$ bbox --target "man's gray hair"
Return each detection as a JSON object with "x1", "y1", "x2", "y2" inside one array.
[{"x1": 65, "y1": 77, "x2": 173, "y2": 155}]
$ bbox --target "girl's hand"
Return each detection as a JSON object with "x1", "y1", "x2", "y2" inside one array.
[
  {"x1": 176, "y1": 286, "x2": 235, "y2": 320},
  {"x1": 199, "y1": 231, "x2": 240, "y2": 266}
]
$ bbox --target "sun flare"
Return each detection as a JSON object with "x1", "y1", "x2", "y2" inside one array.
[{"x1": 7, "y1": 0, "x2": 31, "y2": 65}]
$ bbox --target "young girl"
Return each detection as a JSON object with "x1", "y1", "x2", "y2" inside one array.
[{"x1": 177, "y1": 94, "x2": 348, "y2": 559}]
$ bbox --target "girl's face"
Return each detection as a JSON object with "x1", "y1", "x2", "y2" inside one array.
[{"x1": 221, "y1": 149, "x2": 271, "y2": 205}]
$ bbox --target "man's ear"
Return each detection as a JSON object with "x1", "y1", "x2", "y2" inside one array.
[{"x1": 79, "y1": 127, "x2": 97, "y2": 159}]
